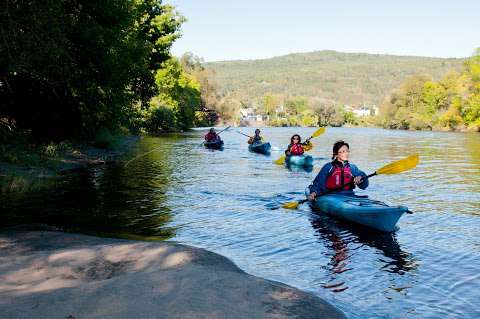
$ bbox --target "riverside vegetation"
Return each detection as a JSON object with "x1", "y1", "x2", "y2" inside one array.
[
  {"x1": 207, "y1": 50, "x2": 480, "y2": 131},
  {"x1": 0, "y1": 1, "x2": 226, "y2": 187}
]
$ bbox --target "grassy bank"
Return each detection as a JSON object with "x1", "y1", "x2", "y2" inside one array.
[{"x1": 0, "y1": 131, "x2": 138, "y2": 194}]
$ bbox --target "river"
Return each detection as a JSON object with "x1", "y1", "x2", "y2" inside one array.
[{"x1": 2, "y1": 127, "x2": 480, "y2": 318}]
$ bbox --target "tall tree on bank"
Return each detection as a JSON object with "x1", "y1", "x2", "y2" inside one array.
[
  {"x1": 0, "y1": 0, "x2": 184, "y2": 138},
  {"x1": 180, "y1": 53, "x2": 221, "y2": 126},
  {"x1": 149, "y1": 57, "x2": 201, "y2": 132}
]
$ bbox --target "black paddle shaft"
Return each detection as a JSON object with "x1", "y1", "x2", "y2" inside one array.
[
  {"x1": 236, "y1": 131, "x2": 252, "y2": 138},
  {"x1": 217, "y1": 126, "x2": 231, "y2": 135}
]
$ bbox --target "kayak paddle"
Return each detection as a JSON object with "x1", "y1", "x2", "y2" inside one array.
[
  {"x1": 282, "y1": 154, "x2": 420, "y2": 209},
  {"x1": 217, "y1": 126, "x2": 231, "y2": 135},
  {"x1": 236, "y1": 131, "x2": 252, "y2": 138},
  {"x1": 274, "y1": 127, "x2": 326, "y2": 165},
  {"x1": 309, "y1": 127, "x2": 327, "y2": 139},
  {"x1": 124, "y1": 146, "x2": 162, "y2": 167}
]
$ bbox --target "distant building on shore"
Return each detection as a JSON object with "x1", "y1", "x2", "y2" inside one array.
[
  {"x1": 239, "y1": 108, "x2": 268, "y2": 126},
  {"x1": 344, "y1": 104, "x2": 378, "y2": 117}
]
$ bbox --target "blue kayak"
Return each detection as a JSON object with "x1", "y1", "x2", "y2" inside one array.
[
  {"x1": 309, "y1": 194, "x2": 408, "y2": 232},
  {"x1": 203, "y1": 140, "x2": 224, "y2": 149},
  {"x1": 249, "y1": 142, "x2": 271, "y2": 154},
  {"x1": 285, "y1": 154, "x2": 313, "y2": 167}
]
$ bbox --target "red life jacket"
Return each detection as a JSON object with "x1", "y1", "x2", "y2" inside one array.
[
  {"x1": 289, "y1": 143, "x2": 304, "y2": 155},
  {"x1": 205, "y1": 132, "x2": 219, "y2": 141},
  {"x1": 326, "y1": 161, "x2": 354, "y2": 191}
]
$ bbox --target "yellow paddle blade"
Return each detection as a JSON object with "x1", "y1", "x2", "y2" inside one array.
[
  {"x1": 274, "y1": 155, "x2": 286, "y2": 165},
  {"x1": 304, "y1": 141, "x2": 313, "y2": 152},
  {"x1": 310, "y1": 127, "x2": 326, "y2": 138},
  {"x1": 376, "y1": 154, "x2": 420, "y2": 175},
  {"x1": 282, "y1": 201, "x2": 299, "y2": 209}
]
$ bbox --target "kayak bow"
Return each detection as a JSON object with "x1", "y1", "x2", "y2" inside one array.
[
  {"x1": 309, "y1": 194, "x2": 408, "y2": 232},
  {"x1": 249, "y1": 142, "x2": 271, "y2": 154},
  {"x1": 204, "y1": 140, "x2": 224, "y2": 149},
  {"x1": 285, "y1": 154, "x2": 314, "y2": 167}
]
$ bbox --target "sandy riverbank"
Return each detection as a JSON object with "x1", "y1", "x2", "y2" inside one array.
[{"x1": 0, "y1": 229, "x2": 346, "y2": 319}]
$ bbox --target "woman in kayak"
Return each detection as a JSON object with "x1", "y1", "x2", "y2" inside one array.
[
  {"x1": 205, "y1": 128, "x2": 221, "y2": 142},
  {"x1": 285, "y1": 134, "x2": 311, "y2": 156},
  {"x1": 308, "y1": 140, "x2": 368, "y2": 200},
  {"x1": 248, "y1": 129, "x2": 263, "y2": 144}
]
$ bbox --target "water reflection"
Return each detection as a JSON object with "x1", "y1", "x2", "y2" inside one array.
[
  {"x1": 285, "y1": 163, "x2": 314, "y2": 173},
  {"x1": 309, "y1": 213, "x2": 417, "y2": 293},
  {"x1": 0, "y1": 137, "x2": 178, "y2": 239}
]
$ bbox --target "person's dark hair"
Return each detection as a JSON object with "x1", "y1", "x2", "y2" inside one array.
[
  {"x1": 290, "y1": 134, "x2": 301, "y2": 145},
  {"x1": 332, "y1": 140, "x2": 349, "y2": 159},
  {"x1": 255, "y1": 129, "x2": 260, "y2": 134}
]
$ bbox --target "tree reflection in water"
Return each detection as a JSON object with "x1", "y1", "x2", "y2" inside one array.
[{"x1": 1, "y1": 137, "x2": 178, "y2": 240}]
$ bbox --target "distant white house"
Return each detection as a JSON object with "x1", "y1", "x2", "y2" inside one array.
[
  {"x1": 239, "y1": 108, "x2": 268, "y2": 123},
  {"x1": 352, "y1": 107, "x2": 371, "y2": 117},
  {"x1": 345, "y1": 104, "x2": 378, "y2": 117},
  {"x1": 239, "y1": 108, "x2": 257, "y2": 121}
]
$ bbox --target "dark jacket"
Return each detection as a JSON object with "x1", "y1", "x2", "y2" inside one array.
[
  {"x1": 308, "y1": 160, "x2": 369, "y2": 196},
  {"x1": 248, "y1": 135, "x2": 263, "y2": 144}
]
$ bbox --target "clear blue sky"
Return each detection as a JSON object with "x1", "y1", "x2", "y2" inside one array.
[{"x1": 167, "y1": 0, "x2": 479, "y2": 62}]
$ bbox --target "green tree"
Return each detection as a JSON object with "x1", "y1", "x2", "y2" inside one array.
[
  {"x1": 461, "y1": 49, "x2": 480, "y2": 128},
  {"x1": 285, "y1": 97, "x2": 308, "y2": 115},
  {"x1": 300, "y1": 110, "x2": 318, "y2": 127},
  {"x1": 342, "y1": 110, "x2": 357, "y2": 125},
  {"x1": 0, "y1": 0, "x2": 184, "y2": 138},
  {"x1": 437, "y1": 97, "x2": 461, "y2": 129},
  {"x1": 262, "y1": 93, "x2": 280, "y2": 116},
  {"x1": 316, "y1": 105, "x2": 341, "y2": 127},
  {"x1": 379, "y1": 75, "x2": 430, "y2": 129},
  {"x1": 152, "y1": 57, "x2": 201, "y2": 131}
]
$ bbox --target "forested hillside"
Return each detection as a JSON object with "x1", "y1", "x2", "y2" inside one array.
[{"x1": 207, "y1": 50, "x2": 464, "y2": 106}]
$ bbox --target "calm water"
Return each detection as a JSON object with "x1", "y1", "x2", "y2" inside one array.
[{"x1": 2, "y1": 127, "x2": 480, "y2": 318}]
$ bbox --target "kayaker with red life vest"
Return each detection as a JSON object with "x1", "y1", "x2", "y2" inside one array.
[
  {"x1": 205, "y1": 128, "x2": 221, "y2": 142},
  {"x1": 308, "y1": 140, "x2": 368, "y2": 200},
  {"x1": 285, "y1": 134, "x2": 311, "y2": 156}
]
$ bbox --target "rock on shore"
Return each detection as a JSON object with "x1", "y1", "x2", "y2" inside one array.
[{"x1": 0, "y1": 230, "x2": 346, "y2": 319}]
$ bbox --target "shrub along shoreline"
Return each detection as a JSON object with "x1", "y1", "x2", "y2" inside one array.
[{"x1": 0, "y1": 132, "x2": 138, "y2": 194}]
